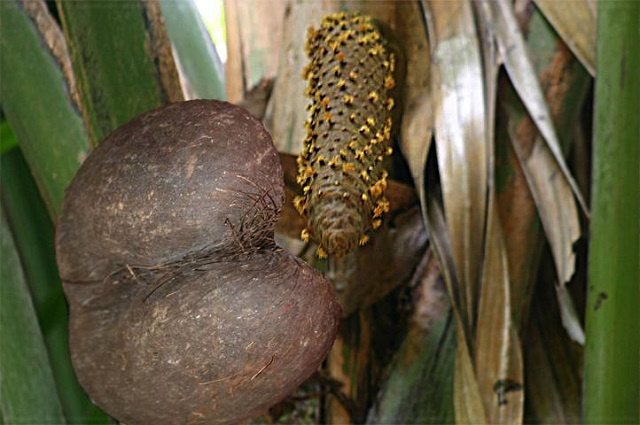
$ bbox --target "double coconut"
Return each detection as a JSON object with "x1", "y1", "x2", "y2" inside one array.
[{"x1": 56, "y1": 100, "x2": 341, "y2": 424}]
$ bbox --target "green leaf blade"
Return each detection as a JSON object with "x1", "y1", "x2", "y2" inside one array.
[
  {"x1": 0, "y1": 211, "x2": 66, "y2": 424},
  {"x1": 0, "y1": 0, "x2": 90, "y2": 218},
  {"x1": 58, "y1": 0, "x2": 182, "y2": 143},
  {"x1": 1, "y1": 144, "x2": 110, "y2": 424},
  {"x1": 159, "y1": 0, "x2": 225, "y2": 100}
]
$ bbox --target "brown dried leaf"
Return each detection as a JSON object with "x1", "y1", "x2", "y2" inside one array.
[
  {"x1": 498, "y1": 4, "x2": 591, "y2": 343},
  {"x1": 428, "y1": 0, "x2": 489, "y2": 327},
  {"x1": 398, "y1": 0, "x2": 433, "y2": 215},
  {"x1": 223, "y1": 0, "x2": 285, "y2": 103},
  {"x1": 413, "y1": 3, "x2": 531, "y2": 423},
  {"x1": 475, "y1": 198, "x2": 524, "y2": 424},
  {"x1": 494, "y1": 121, "x2": 546, "y2": 331},
  {"x1": 509, "y1": 133, "x2": 584, "y2": 344},
  {"x1": 469, "y1": 5, "x2": 525, "y2": 420},
  {"x1": 484, "y1": 0, "x2": 589, "y2": 216},
  {"x1": 534, "y1": 0, "x2": 596, "y2": 76},
  {"x1": 555, "y1": 284, "x2": 585, "y2": 345},
  {"x1": 511, "y1": 136, "x2": 579, "y2": 286},
  {"x1": 400, "y1": 95, "x2": 433, "y2": 202},
  {"x1": 454, "y1": 325, "x2": 489, "y2": 425},
  {"x1": 472, "y1": 0, "x2": 500, "y2": 144}
]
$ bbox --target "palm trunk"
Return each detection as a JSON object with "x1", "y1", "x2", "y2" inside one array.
[{"x1": 584, "y1": 2, "x2": 640, "y2": 423}]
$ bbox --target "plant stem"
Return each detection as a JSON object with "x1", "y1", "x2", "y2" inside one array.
[{"x1": 584, "y1": 2, "x2": 639, "y2": 423}]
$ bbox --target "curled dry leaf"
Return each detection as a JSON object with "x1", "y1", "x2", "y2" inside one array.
[
  {"x1": 499, "y1": 6, "x2": 591, "y2": 343},
  {"x1": 510, "y1": 134, "x2": 583, "y2": 344},
  {"x1": 483, "y1": 0, "x2": 589, "y2": 217},
  {"x1": 469, "y1": 4, "x2": 525, "y2": 422},
  {"x1": 398, "y1": 0, "x2": 433, "y2": 217},
  {"x1": 487, "y1": 0, "x2": 589, "y2": 344},
  {"x1": 427, "y1": 0, "x2": 488, "y2": 328},
  {"x1": 422, "y1": 0, "x2": 494, "y2": 422},
  {"x1": 422, "y1": 1, "x2": 526, "y2": 423}
]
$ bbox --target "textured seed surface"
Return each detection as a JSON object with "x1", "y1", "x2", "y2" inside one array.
[
  {"x1": 55, "y1": 100, "x2": 342, "y2": 425},
  {"x1": 295, "y1": 12, "x2": 395, "y2": 258}
]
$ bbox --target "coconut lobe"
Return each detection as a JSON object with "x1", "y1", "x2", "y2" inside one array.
[
  {"x1": 56, "y1": 100, "x2": 341, "y2": 425},
  {"x1": 57, "y1": 100, "x2": 284, "y2": 283}
]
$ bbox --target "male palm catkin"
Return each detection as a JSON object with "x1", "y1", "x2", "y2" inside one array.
[{"x1": 294, "y1": 12, "x2": 396, "y2": 259}]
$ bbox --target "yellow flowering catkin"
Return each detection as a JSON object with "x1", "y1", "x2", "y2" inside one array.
[{"x1": 294, "y1": 12, "x2": 395, "y2": 258}]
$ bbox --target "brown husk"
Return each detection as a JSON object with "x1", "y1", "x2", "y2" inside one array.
[{"x1": 56, "y1": 100, "x2": 341, "y2": 424}]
